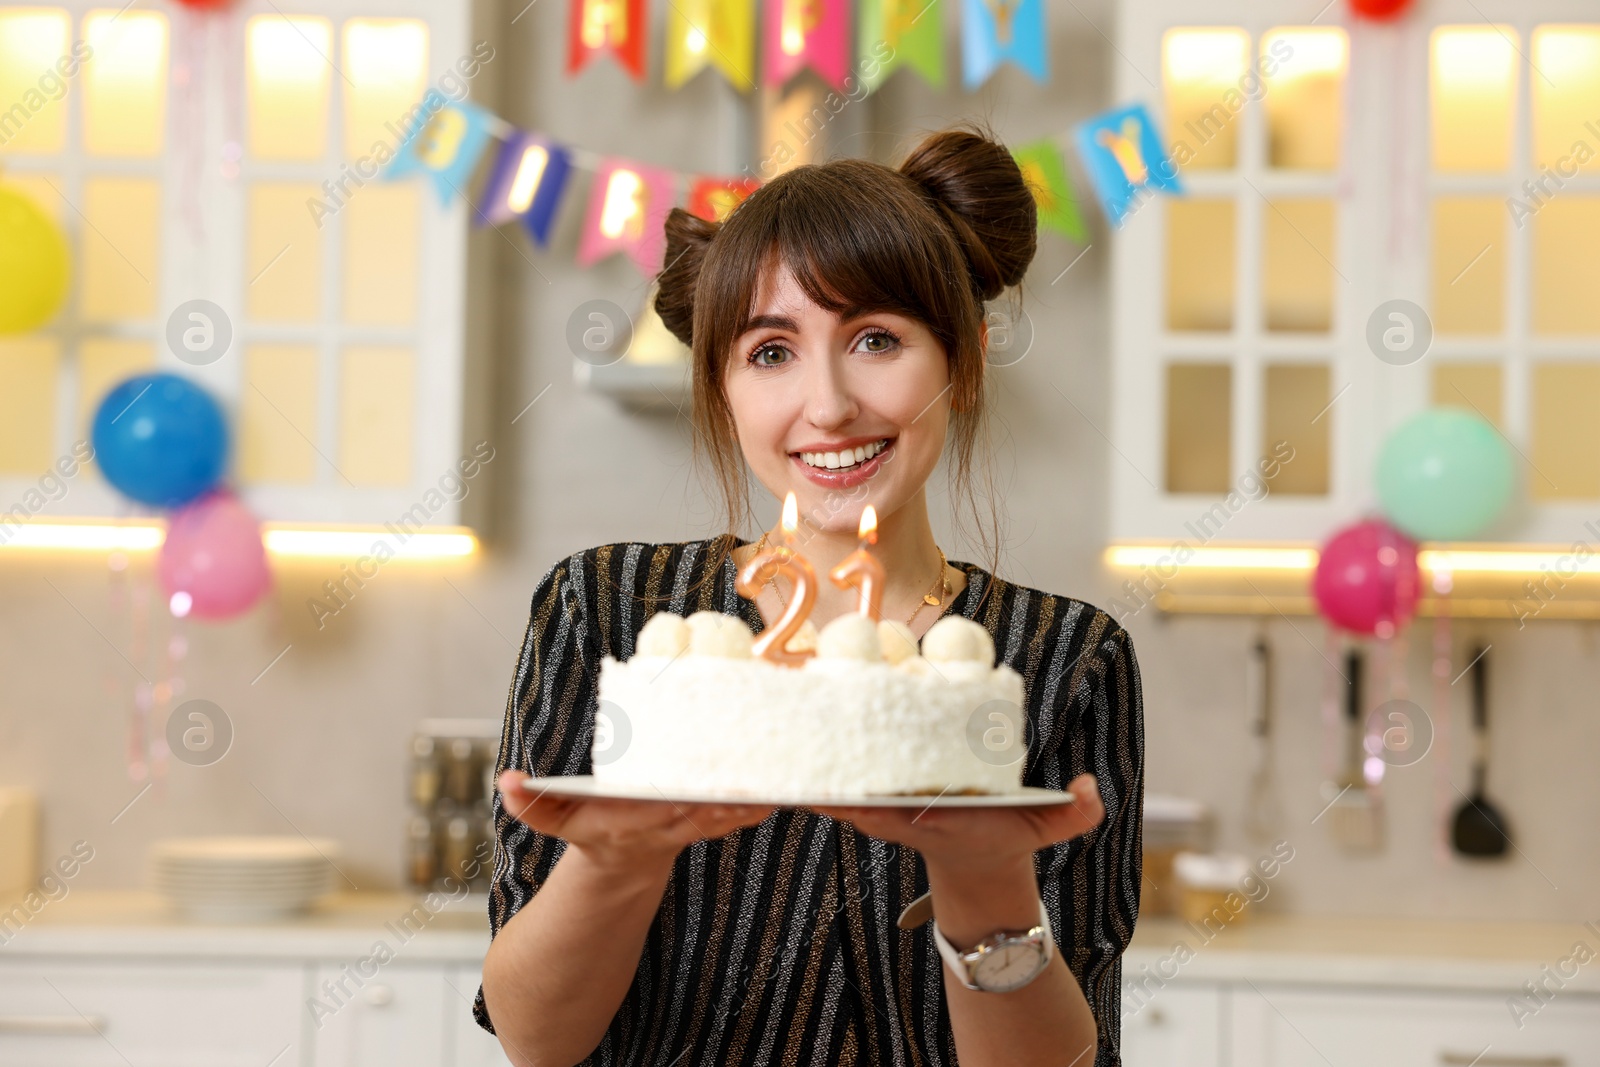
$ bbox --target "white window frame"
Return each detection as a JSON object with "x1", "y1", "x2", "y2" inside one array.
[
  {"x1": 1110, "y1": 0, "x2": 1600, "y2": 547},
  {"x1": 0, "y1": 0, "x2": 490, "y2": 528}
]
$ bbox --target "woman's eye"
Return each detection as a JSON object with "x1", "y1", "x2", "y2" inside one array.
[
  {"x1": 748, "y1": 343, "x2": 789, "y2": 367},
  {"x1": 859, "y1": 330, "x2": 901, "y2": 354}
]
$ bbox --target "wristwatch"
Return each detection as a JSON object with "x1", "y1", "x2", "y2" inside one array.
[{"x1": 899, "y1": 891, "x2": 1055, "y2": 993}]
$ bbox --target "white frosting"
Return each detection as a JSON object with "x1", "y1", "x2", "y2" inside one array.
[
  {"x1": 685, "y1": 610, "x2": 754, "y2": 658},
  {"x1": 785, "y1": 618, "x2": 820, "y2": 654},
  {"x1": 817, "y1": 613, "x2": 881, "y2": 661},
  {"x1": 921, "y1": 615, "x2": 995, "y2": 665},
  {"x1": 595, "y1": 610, "x2": 1027, "y2": 799},
  {"x1": 877, "y1": 620, "x2": 918, "y2": 664},
  {"x1": 635, "y1": 612, "x2": 689, "y2": 658}
]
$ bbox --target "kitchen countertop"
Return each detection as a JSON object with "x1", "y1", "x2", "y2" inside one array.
[
  {"x1": 1123, "y1": 914, "x2": 1600, "y2": 994},
  {"x1": 0, "y1": 890, "x2": 494, "y2": 962},
  {"x1": 4, "y1": 891, "x2": 1597, "y2": 995}
]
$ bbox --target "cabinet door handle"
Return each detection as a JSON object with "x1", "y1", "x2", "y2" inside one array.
[
  {"x1": 1440, "y1": 1054, "x2": 1566, "y2": 1067},
  {"x1": 0, "y1": 1015, "x2": 107, "y2": 1035}
]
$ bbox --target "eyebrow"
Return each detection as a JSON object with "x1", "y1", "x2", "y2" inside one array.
[{"x1": 739, "y1": 304, "x2": 888, "y2": 335}]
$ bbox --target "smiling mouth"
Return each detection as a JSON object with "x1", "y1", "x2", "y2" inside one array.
[{"x1": 791, "y1": 437, "x2": 894, "y2": 473}]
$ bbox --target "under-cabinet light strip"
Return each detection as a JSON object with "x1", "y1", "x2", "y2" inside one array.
[
  {"x1": 1107, "y1": 545, "x2": 1600, "y2": 577},
  {"x1": 0, "y1": 523, "x2": 477, "y2": 559}
]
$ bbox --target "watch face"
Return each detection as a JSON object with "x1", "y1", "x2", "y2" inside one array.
[{"x1": 972, "y1": 939, "x2": 1046, "y2": 993}]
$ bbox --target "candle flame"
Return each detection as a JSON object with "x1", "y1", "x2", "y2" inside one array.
[
  {"x1": 781, "y1": 491, "x2": 798, "y2": 536},
  {"x1": 859, "y1": 505, "x2": 877, "y2": 544}
]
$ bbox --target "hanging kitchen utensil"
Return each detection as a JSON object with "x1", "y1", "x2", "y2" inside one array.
[
  {"x1": 1244, "y1": 630, "x2": 1282, "y2": 843},
  {"x1": 1327, "y1": 646, "x2": 1382, "y2": 852},
  {"x1": 1451, "y1": 644, "x2": 1511, "y2": 859}
]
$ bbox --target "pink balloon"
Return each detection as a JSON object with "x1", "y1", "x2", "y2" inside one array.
[
  {"x1": 158, "y1": 490, "x2": 272, "y2": 621},
  {"x1": 1311, "y1": 519, "x2": 1421, "y2": 637}
]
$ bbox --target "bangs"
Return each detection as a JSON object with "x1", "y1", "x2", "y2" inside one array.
[{"x1": 716, "y1": 163, "x2": 970, "y2": 357}]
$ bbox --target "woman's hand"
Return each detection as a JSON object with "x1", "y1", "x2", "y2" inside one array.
[
  {"x1": 497, "y1": 771, "x2": 776, "y2": 874},
  {"x1": 810, "y1": 772, "x2": 1105, "y2": 873}
]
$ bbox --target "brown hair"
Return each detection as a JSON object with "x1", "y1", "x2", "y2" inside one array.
[{"x1": 639, "y1": 122, "x2": 1037, "y2": 608}]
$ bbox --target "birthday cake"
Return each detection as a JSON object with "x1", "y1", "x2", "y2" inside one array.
[{"x1": 593, "y1": 611, "x2": 1028, "y2": 799}]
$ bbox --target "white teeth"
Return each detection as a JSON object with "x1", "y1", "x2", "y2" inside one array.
[{"x1": 799, "y1": 439, "x2": 889, "y2": 471}]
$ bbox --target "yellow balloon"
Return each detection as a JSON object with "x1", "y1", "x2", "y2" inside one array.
[{"x1": 0, "y1": 185, "x2": 70, "y2": 335}]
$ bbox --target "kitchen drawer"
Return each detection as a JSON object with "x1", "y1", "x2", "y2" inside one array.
[
  {"x1": 309, "y1": 963, "x2": 447, "y2": 1067},
  {"x1": 0, "y1": 959, "x2": 303, "y2": 1067},
  {"x1": 1232, "y1": 984, "x2": 1600, "y2": 1067},
  {"x1": 1121, "y1": 982, "x2": 1222, "y2": 1067}
]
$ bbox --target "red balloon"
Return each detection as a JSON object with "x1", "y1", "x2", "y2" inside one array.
[
  {"x1": 1349, "y1": 0, "x2": 1412, "y2": 20},
  {"x1": 1312, "y1": 519, "x2": 1421, "y2": 637},
  {"x1": 158, "y1": 490, "x2": 272, "y2": 621}
]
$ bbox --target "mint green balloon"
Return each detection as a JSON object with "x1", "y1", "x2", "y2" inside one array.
[{"x1": 1376, "y1": 409, "x2": 1514, "y2": 541}]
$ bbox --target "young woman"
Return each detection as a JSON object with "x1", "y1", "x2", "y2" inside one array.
[{"x1": 475, "y1": 125, "x2": 1145, "y2": 1067}]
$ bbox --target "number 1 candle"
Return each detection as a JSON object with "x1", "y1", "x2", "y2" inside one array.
[{"x1": 829, "y1": 505, "x2": 885, "y2": 621}]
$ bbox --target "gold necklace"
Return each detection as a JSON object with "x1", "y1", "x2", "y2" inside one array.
[{"x1": 750, "y1": 532, "x2": 951, "y2": 629}]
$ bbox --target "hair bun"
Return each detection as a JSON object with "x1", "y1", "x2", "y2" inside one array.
[
  {"x1": 655, "y1": 207, "x2": 721, "y2": 348},
  {"x1": 898, "y1": 125, "x2": 1038, "y2": 301}
]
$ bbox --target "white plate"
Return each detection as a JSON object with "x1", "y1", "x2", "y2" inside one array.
[{"x1": 518, "y1": 775, "x2": 1073, "y2": 808}]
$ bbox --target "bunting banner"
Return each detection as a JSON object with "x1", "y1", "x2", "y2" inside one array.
[
  {"x1": 577, "y1": 158, "x2": 679, "y2": 275},
  {"x1": 961, "y1": 0, "x2": 1049, "y2": 90},
  {"x1": 1073, "y1": 102, "x2": 1183, "y2": 227},
  {"x1": 1012, "y1": 139, "x2": 1087, "y2": 242},
  {"x1": 373, "y1": 85, "x2": 1172, "y2": 281},
  {"x1": 858, "y1": 0, "x2": 945, "y2": 92},
  {"x1": 688, "y1": 177, "x2": 762, "y2": 221},
  {"x1": 478, "y1": 133, "x2": 574, "y2": 246},
  {"x1": 763, "y1": 0, "x2": 851, "y2": 91},
  {"x1": 664, "y1": 0, "x2": 757, "y2": 91},
  {"x1": 382, "y1": 91, "x2": 497, "y2": 206},
  {"x1": 568, "y1": 0, "x2": 648, "y2": 80}
]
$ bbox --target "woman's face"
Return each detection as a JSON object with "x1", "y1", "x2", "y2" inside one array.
[{"x1": 723, "y1": 260, "x2": 955, "y2": 535}]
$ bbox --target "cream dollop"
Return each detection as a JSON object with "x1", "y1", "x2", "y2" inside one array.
[
  {"x1": 685, "y1": 610, "x2": 754, "y2": 657},
  {"x1": 877, "y1": 619, "x2": 918, "y2": 664},
  {"x1": 785, "y1": 618, "x2": 820, "y2": 655},
  {"x1": 817, "y1": 613, "x2": 882, "y2": 661},
  {"x1": 635, "y1": 612, "x2": 690, "y2": 658},
  {"x1": 920, "y1": 616, "x2": 995, "y2": 665}
]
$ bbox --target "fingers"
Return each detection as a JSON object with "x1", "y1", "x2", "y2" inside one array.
[{"x1": 497, "y1": 771, "x2": 576, "y2": 836}]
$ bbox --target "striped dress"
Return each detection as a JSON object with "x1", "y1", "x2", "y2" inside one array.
[{"x1": 473, "y1": 536, "x2": 1145, "y2": 1066}]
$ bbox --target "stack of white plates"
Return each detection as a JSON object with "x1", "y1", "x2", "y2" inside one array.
[{"x1": 150, "y1": 836, "x2": 339, "y2": 922}]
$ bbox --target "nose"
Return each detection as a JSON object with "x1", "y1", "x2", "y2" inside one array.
[{"x1": 801, "y1": 351, "x2": 859, "y2": 431}]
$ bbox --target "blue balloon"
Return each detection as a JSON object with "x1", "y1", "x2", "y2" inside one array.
[
  {"x1": 1375, "y1": 408, "x2": 1514, "y2": 541},
  {"x1": 91, "y1": 373, "x2": 228, "y2": 508}
]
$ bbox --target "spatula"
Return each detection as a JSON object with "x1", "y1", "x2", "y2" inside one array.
[
  {"x1": 1451, "y1": 644, "x2": 1511, "y2": 858},
  {"x1": 1327, "y1": 646, "x2": 1382, "y2": 852}
]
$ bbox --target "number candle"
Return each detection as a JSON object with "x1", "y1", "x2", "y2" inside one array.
[
  {"x1": 829, "y1": 505, "x2": 885, "y2": 621},
  {"x1": 736, "y1": 491, "x2": 816, "y2": 665}
]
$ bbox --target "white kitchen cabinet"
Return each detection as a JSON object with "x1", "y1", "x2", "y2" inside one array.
[
  {"x1": 1230, "y1": 985, "x2": 1600, "y2": 1067},
  {"x1": 1121, "y1": 983, "x2": 1224, "y2": 1067},
  {"x1": 447, "y1": 967, "x2": 514, "y2": 1067},
  {"x1": 0, "y1": 959, "x2": 303, "y2": 1067},
  {"x1": 308, "y1": 963, "x2": 448, "y2": 1067}
]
